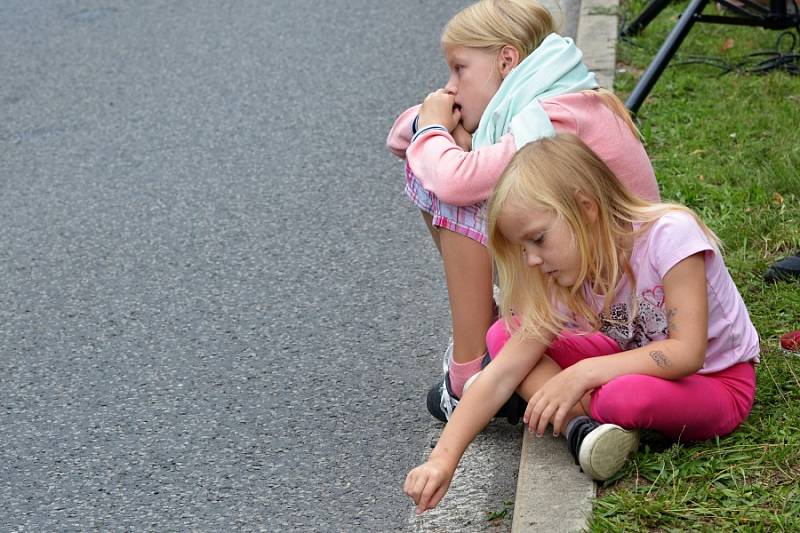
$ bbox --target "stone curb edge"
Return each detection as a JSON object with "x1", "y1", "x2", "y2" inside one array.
[{"x1": 510, "y1": 0, "x2": 619, "y2": 530}]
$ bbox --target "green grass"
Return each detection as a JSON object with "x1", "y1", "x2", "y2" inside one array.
[{"x1": 590, "y1": 2, "x2": 800, "y2": 530}]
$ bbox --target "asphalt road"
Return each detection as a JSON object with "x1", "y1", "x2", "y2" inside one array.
[{"x1": 0, "y1": 1, "x2": 473, "y2": 530}]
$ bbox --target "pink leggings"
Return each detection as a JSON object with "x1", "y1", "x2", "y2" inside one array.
[{"x1": 486, "y1": 320, "x2": 756, "y2": 441}]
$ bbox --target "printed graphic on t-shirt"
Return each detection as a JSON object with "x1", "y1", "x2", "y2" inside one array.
[{"x1": 600, "y1": 286, "x2": 668, "y2": 350}]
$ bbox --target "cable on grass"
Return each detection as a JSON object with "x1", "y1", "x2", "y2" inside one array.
[{"x1": 675, "y1": 20, "x2": 800, "y2": 75}]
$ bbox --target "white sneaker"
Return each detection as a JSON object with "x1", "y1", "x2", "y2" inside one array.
[
  {"x1": 567, "y1": 417, "x2": 639, "y2": 481},
  {"x1": 442, "y1": 338, "x2": 453, "y2": 375}
]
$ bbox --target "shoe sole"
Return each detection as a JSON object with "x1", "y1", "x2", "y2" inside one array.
[{"x1": 578, "y1": 424, "x2": 639, "y2": 481}]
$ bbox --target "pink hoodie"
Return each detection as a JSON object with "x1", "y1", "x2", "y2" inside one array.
[{"x1": 387, "y1": 91, "x2": 660, "y2": 205}]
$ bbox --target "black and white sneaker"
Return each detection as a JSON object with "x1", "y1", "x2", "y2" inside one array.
[
  {"x1": 566, "y1": 416, "x2": 639, "y2": 481},
  {"x1": 426, "y1": 329, "x2": 526, "y2": 424},
  {"x1": 462, "y1": 368, "x2": 526, "y2": 425},
  {"x1": 425, "y1": 377, "x2": 526, "y2": 424},
  {"x1": 426, "y1": 373, "x2": 459, "y2": 423},
  {"x1": 426, "y1": 367, "x2": 526, "y2": 424},
  {"x1": 425, "y1": 342, "x2": 460, "y2": 422}
]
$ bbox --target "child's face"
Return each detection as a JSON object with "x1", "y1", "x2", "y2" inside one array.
[
  {"x1": 444, "y1": 45, "x2": 503, "y2": 134},
  {"x1": 497, "y1": 205, "x2": 582, "y2": 288}
]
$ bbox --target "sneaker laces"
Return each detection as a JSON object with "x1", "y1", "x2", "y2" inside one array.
[
  {"x1": 439, "y1": 372, "x2": 459, "y2": 420},
  {"x1": 438, "y1": 341, "x2": 458, "y2": 419}
]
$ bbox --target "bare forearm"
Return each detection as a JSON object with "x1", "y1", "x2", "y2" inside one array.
[
  {"x1": 580, "y1": 338, "x2": 705, "y2": 389},
  {"x1": 428, "y1": 377, "x2": 514, "y2": 469},
  {"x1": 428, "y1": 334, "x2": 549, "y2": 470}
]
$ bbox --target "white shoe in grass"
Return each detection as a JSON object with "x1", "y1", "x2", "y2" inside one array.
[{"x1": 567, "y1": 417, "x2": 639, "y2": 481}]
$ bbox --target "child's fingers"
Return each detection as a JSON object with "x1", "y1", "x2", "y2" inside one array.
[
  {"x1": 425, "y1": 91, "x2": 452, "y2": 102},
  {"x1": 417, "y1": 478, "x2": 441, "y2": 514},
  {"x1": 403, "y1": 471, "x2": 414, "y2": 499},
  {"x1": 523, "y1": 391, "x2": 540, "y2": 425},
  {"x1": 523, "y1": 401, "x2": 534, "y2": 427},
  {"x1": 412, "y1": 474, "x2": 430, "y2": 506},
  {"x1": 403, "y1": 475, "x2": 414, "y2": 502},
  {"x1": 528, "y1": 393, "x2": 557, "y2": 436},
  {"x1": 404, "y1": 470, "x2": 424, "y2": 505},
  {"x1": 426, "y1": 484, "x2": 448, "y2": 512},
  {"x1": 551, "y1": 405, "x2": 570, "y2": 437},
  {"x1": 535, "y1": 402, "x2": 556, "y2": 437},
  {"x1": 527, "y1": 398, "x2": 546, "y2": 434}
]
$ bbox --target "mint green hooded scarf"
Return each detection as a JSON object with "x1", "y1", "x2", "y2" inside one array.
[{"x1": 471, "y1": 33, "x2": 598, "y2": 151}]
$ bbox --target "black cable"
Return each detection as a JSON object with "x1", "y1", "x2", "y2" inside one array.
[{"x1": 674, "y1": 26, "x2": 800, "y2": 75}]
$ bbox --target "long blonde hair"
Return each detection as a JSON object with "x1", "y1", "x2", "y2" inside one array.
[
  {"x1": 487, "y1": 134, "x2": 721, "y2": 342},
  {"x1": 442, "y1": 0, "x2": 640, "y2": 138}
]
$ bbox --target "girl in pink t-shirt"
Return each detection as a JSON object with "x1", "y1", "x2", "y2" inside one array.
[
  {"x1": 404, "y1": 134, "x2": 759, "y2": 513},
  {"x1": 387, "y1": 0, "x2": 659, "y2": 424}
]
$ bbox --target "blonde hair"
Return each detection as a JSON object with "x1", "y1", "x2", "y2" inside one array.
[
  {"x1": 442, "y1": 0, "x2": 640, "y2": 138},
  {"x1": 442, "y1": 0, "x2": 555, "y2": 59},
  {"x1": 487, "y1": 134, "x2": 721, "y2": 342}
]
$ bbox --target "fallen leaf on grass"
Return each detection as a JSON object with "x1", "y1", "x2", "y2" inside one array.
[
  {"x1": 691, "y1": 149, "x2": 706, "y2": 156},
  {"x1": 698, "y1": 175, "x2": 705, "y2": 181},
  {"x1": 617, "y1": 64, "x2": 644, "y2": 77},
  {"x1": 773, "y1": 192, "x2": 784, "y2": 205},
  {"x1": 721, "y1": 37, "x2": 735, "y2": 52}
]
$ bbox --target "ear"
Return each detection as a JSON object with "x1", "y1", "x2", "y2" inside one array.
[
  {"x1": 498, "y1": 45, "x2": 520, "y2": 79},
  {"x1": 575, "y1": 191, "x2": 599, "y2": 223}
]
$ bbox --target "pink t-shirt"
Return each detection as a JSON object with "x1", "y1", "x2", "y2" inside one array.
[
  {"x1": 386, "y1": 91, "x2": 660, "y2": 205},
  {"x1": 586, "y1": 211, "x2": 760, "y2": 374}
]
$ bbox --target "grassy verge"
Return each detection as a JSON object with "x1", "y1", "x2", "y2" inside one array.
[{"x1": 590, "y1": 2, "x2": 800, "y2": 530}]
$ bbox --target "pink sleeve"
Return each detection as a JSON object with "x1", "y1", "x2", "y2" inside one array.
[
  {"x1": 649, "y1": 213, "x2": 714, "y2": 279},
  {"x1": 542, "y1": 95, "x2": 660, "y2": 203},
  {"x1": 406, "y1": 130, "x2": 516, "y2": 206},
  {"x1": 386, "y1": 105, "x2": 421, "y2": 159}
]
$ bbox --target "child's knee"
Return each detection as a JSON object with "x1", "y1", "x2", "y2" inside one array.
[
  {"x1": 591, "y1": 375, "x2": 659, "y2": 424},
  {"x1": 485, "y1": 319, "x2": 512, "y2": 358}
]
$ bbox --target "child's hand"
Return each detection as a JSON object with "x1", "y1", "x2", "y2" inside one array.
[
  {"x1": 524, "y1": 364, "x2": 589, "y2": 437},
  {"x1": 418, "y1": 89, "x2": 461, "y2": 132},
  {"x1": 451, "y1": 123, "x2": 472, "y2": 151},
  {"x1": 403, "y1": 458, "x2": 454, "y2": 514}
]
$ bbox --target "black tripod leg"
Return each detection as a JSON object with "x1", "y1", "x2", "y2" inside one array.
[
  {"x1": 621, "y1": 0, "x2": 673, "y2": 37},
  {"x1": 625, "y1": 0, "x2": 710, "y2": 114}
]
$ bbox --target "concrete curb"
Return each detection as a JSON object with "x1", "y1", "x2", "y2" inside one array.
[
  {"x1": 512, "y1": 432, "x2": 596, "y2": 532},
  {"x1": 577, "y1": 0, "x2": 621, "y2": 89},
  {"x1": 510, "y1": 0, "x2": 620, "y2": 530}
]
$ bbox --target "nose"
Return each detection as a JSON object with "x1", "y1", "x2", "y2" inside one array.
[
  {"x1": 445, "y1": 76, "x2": 458, "y2": 94},
  {"x1": 523, "y1": 248, "x2": 543, "y2": 268}
]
